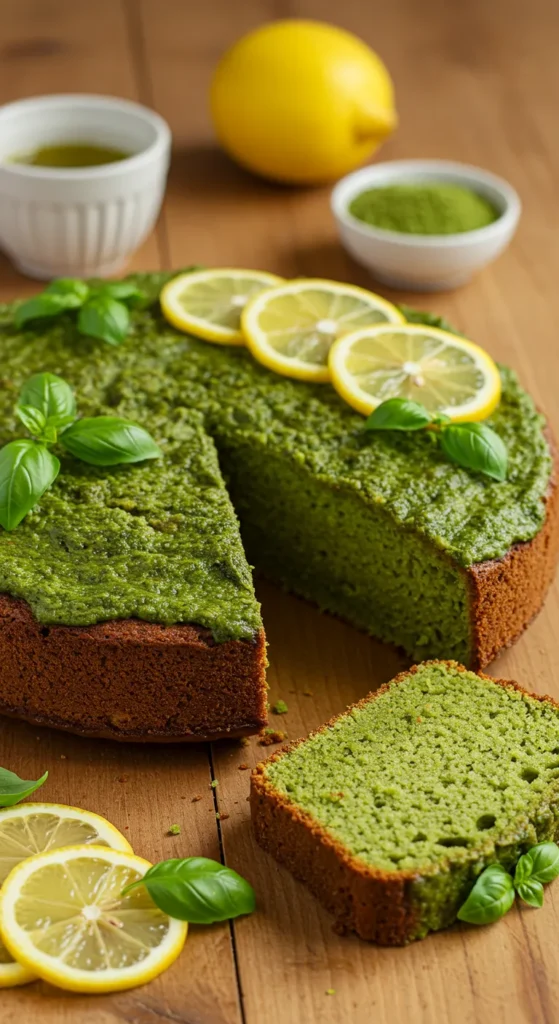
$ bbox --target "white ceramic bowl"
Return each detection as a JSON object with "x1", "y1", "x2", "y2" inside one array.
[
  {"x1": 331, "y1": 159, "x2": 521, "y2": 291},
  {"x1": 0, "y1": 94, "x2": 171, "y2": 280}
]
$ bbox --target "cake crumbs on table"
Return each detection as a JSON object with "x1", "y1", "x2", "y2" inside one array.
[
  {"x1": 303, "y1": 690, "x2": 314, "y2": 697},
  {"x1": 167, "y1": 824, "x2": 181, "y2": 836},
  {"x1": 216, "y1": 812, "x2": 230, "y2": 821},
  {"x1": 210, "y1": 779, "x2": 219, "y2": 788},
  {"x1": 192, "y1": 795, "x2": 202, "y2": 802},
  {"x1": 239, "y1": 736, "x2": 250, "y2": 747},
  {"x1": 272, "y1": 699, "x2": 288, "y2": 714},
  {"x1": 238, "y1": 763, "x2": 250, "y2": 770},
  {"x1": 258, "y1": 728, "x2": 287, "y2": 746},
  {"x1": 325, "y1": 989, "x2": 336, "y2": 996}
]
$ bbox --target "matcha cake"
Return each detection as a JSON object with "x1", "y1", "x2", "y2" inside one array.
[
  {"x1": 0, "y1": 270, "x2": 556, "y2": 740},
  {"x1": 251, "y1": 661, "x2": 559, "y2": 944}
]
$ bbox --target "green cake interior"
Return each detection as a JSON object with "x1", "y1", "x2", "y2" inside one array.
[
  {"x1": 0, "y1": 270, "x2": 551, "y2": 660},
  {"x1": 264, "y1": 662, "x2": 559, "y2": 875}
]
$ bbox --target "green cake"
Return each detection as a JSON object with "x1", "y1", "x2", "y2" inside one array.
[
  {"x1": 0, "y1": 270, "x2": 556, "y2": 739},
  {"x1": 251, "y1": 661, "x2": 559, "y2": 943}
]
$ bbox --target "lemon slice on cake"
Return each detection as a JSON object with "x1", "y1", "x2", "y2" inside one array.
[
  {"x1": 0, "y1": 803, "x2": 132, "y2": 987},
  {"x1": 241, "y1": 278, "x2": 404, "y2": 382},
  {"x1": 328, "y1": 323, "x2": 501, "y2": 420},
  {"x1": 160, "y1": 268, "x2": 283, "y2": 344},
  {"x1": 0, "y1": 845, "x2": 187, "y2": 993}
]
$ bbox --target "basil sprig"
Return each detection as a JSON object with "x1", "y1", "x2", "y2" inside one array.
[
  {"x1": 122, "y1": 857, "x2": 256, "y2": 924},
  {"x1": 0, "y1": 372, "x2": 161, "y2": 531},
  {"x1": 0, "y1": 766, "x2": 48, "y2": 806},
  {"x1": 365, "y1": 397, "x2": 507, "y2": 482},
  {"x1": 457, "y1": 842, "x2": 559, "y2": 926},
  {"x1": 14, "y1": 277, "x2": 145, "y2": 347}
]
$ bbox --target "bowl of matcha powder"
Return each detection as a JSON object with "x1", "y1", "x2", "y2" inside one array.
[{"x1": 331, "y1": 159, "x2": 521, "y2": 291}]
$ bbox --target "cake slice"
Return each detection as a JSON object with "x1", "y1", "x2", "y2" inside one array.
[
  {"x1": 0, "y1": 407, "x2": 267, "y2": 742},
  {"x1": 251, "y1": 661, "x2": 559, "y2": 944}
]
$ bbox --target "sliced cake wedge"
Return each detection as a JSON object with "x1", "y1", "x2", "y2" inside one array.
[{"x1": 251, "y1": 661, "x2": 559, "y2": 944}]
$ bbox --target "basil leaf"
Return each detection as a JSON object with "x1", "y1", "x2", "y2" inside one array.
[
  {"x1": 0, "y1": 440, "x2": 60, "y2": 530},
  {"x1": 365, "y1": 398, "x2": 433, "y2": 432},
  {"x1": 439, "y1": 422, "x2": 508, "y2": 481},
  {"x1": 457, "y1": 864, "x2": 515, "y2": 924},
  {"x1": 14, "y1": 293, "x2": 79, "y2": 328},
  {"x1": 514, "y1": 842, "x2": 559, "y2": 885},
  {"x1": 15, "y1": 404, "x2": 47, "y2": 437},
  {"x1": 19, "y1": 372, "x2": 76, "y2": 429},
  {"x1": 78, "y1": 296, "x2": 130, "y2": 346},
  {"x1": 0, "y1": 767, "x2": 48, "y2": 807},
  {"x1": 516, "y1": 878, "x2": 544, "y2": 908},
  {"x1": 45, "y1": 278, "x2": 89, "y2": 305},
  {"x1": 122, "y1": 857, "x2": 256, "y2": 923},
  {"x1": 95, "y1": 281, "x2": 146, "y2": 306},
  {"x1": 60, "y1": 416, "x2": 161, "y2": 467}
]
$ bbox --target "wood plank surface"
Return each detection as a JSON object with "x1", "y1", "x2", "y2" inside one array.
[{"x1": 1, "y1": 0, "x2": 559, "y2": 1021}]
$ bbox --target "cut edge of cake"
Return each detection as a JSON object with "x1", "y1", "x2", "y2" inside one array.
[
  {"x1": 251, "y1": 661, "x2": 559, "y2": 945},
  {"x1": 0, "y1": 595, "x2": 267, "y2": 742}
]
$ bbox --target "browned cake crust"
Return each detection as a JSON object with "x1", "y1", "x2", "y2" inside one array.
[
  {"x1": 251, "y1": 662, "x2": 559, "y2": 945},
  {"x1": 0, "y1": 595, "x2": 267, "y2": 742},
  {"x1": 467, "y1": 430, "x2": 559, "y2": 668}
]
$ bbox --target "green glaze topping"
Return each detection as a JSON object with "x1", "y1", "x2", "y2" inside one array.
[
  {"x1": 349, "y1": 183, "x2": 499, "y2": 235},
  {"x1": 0, "y1": 271, "x2": 551, "y2": 641},
  {"x1": 264, "y1": 662, "x2": 559, "y2": 873}
]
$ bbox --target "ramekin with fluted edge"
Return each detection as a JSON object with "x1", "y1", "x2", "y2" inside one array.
[
  {"x1": 331, "y1": 159, "x2": 521, "y2": 291},
  {"x1": 0, "y1": 94, "x2": 171, "y2": 280}
]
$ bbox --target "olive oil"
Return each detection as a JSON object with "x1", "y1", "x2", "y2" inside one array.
[{"x1": 8, "y1": 143, "x2": 130, "y2": 168}]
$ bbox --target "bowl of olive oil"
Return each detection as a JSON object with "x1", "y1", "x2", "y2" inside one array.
[{"x1": 0, "y1": 94, "x2": 171, "y2": 279}]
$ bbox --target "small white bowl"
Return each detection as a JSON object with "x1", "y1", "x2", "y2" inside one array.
[
  {"x1": 0, "y1": 94, "x2": 171, "y2": 280},
  {"x1": 331, "y1": 159, "x2": 521, "y2": 292}
]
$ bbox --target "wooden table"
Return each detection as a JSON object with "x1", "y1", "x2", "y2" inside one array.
[{"x1": 1, "y1": 0, "x2": 559, "y2": 1021}]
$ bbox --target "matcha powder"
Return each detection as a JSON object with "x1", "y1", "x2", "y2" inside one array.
[{"x1": 349, "y1": 182, "x2": 499, "y2": 235}]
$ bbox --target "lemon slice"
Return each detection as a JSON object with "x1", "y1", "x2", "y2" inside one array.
[
  {"x1": 241, "y1": 278, "x2": 404, "y2": 382},
  {"x1": 160, "y1": 268, "x2": 283, "y2": 344},
  {"x1": 328, "y1": 323, "x2": 502, "y2": 420},
  {"x1": 0, "y1": 845, "x2": 187, "y2": 993},
  {"x1": 0, "y1": 803, "x2": 132, "y2": 988}
]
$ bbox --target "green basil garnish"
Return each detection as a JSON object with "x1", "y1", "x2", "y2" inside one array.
[
  {"x1": 438, "y1": 422, "x2": 508, "y2": 482},
  {"x1": 458, "y1": 841, "x2": 559, "y2": 926},
  {"x1": 0, "y1": 374, "x2": 160, "y2": 530},
  {"x1": 364, "y1": 397, "x2": 508, "y2": 482},
  {"x1": 0, "y1": 440, "x2": 60, "y2": 531},
  {"x1": 97, "y1": 280, "x2": 146, "y2": 305},
  {"x1": 365, "y1": 397, "x2": 433, "y2": 432},
  {"x1": 516, "y1": 878, "x2": 544, "y2": 908},
  {"x1": 14, "y1": 293, "x2": 80, "y2": 328},
  {"x1": 15, "y1": 404, "x2": 47, "y2": 437},
  {"x1": 78, "y1": 295, "x2": 130, "y2": 347},
  {"x1": 61, "y1": 416, "x2": 161, "y2": 467},
  {"x1": 122, "y1": 857, "x2": 256, "y2": 924},
  {"x1": 12, "y1": 277, "x2": 144, "y2": 346},
  {"x1": 19, "y1": 372, "x2": 76, "y2": 429},
  {"x1": 45, "y1": 278, "x2": 90, "y2": 304},
  {"x1": 0, "y1": 766, "x2": 48, "y2": 806},
  {"x1": 457, "y1": 863, "x2": 515, "y2": 925},
  {"x1": 514, "y1": 842, "x2": 559, "y2": 885}
]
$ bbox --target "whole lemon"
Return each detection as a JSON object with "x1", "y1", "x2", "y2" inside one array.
[{"x1": 210, "y1": 20, "x2": 397, "y2": 185}]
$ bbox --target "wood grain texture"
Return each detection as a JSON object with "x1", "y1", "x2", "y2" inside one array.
[{"x1": 1, "y1": 0, "x2": 559, "y2": 1020}]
